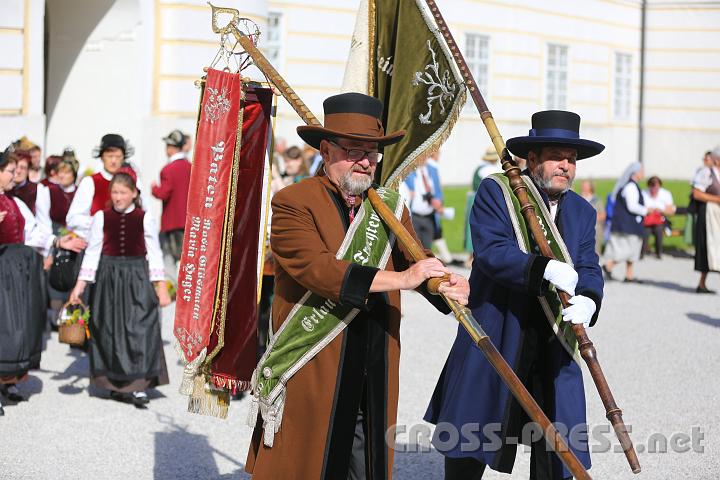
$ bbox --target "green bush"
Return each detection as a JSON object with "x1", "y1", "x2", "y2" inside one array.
[{"x1": 440, "y1": 178, "x2": 693, "y2": 253}]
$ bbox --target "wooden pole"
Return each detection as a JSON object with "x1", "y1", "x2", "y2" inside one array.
[{"x1": 422, "y1": 0, "x2": 640, "y2": 473}]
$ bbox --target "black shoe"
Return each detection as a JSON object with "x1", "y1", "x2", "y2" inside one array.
[
  {"x1": 623, "y1": 277, "x2": 644, "y2": 284},
  {"x1": 602, "y1": 265, "x2": 614, "y2": 281},
  {"x1": 131, "y1": 391, "x2": 150, "y2": 406},
  {"x1": 109, "y1": 391, "x2": 128, "y2": 403},
  {"x1": 0, "y1": 405, "x2": 4, "y2": 416},
  {"x1": 696, "y1": 286, "x2": 716, "y2": 294},
  {"x1": 4, "y1": 385, "x2": 24, "y2": 402}
]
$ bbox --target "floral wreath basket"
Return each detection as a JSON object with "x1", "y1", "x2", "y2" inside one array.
[{"x1": 58, "y1": 301, "x2": 91, "y2": 346}]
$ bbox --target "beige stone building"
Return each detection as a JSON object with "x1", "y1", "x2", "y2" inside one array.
[{"x1": 1, "y1": 0, "x2": 718, "y2": 188}]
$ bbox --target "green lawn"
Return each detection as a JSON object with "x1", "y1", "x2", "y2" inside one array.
[{"x1": 440, "y1": 178, "x2": 693, "y2": 253}]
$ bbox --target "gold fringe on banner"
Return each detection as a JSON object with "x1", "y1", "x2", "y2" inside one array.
[{"x1": 187, "y1": 373, "x2": 231, "y2": 419}]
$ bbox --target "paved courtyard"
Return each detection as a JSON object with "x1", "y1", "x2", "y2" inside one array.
[{"x1": 1, "y1": 255, "x2": 718, "y2": 479}]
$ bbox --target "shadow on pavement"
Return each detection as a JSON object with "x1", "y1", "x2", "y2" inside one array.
[
  {"x1": 393, "y1": 446, "x2": 444, "y2": 478},
  {"x1": 153, "y1": 412, "x2": 249, "y2": 479},
  {"x1": 39, "y1": 349, "x2": 91, "y2": 395},
  {"x1": 687, "y1": 312, "x2": 720, "y2": 328},
  {"x1": 16, "y1": 374, "x2": 43, "y2": 397},
  {"x1": 639, "y1": 278, "x2": 697, "y2": 294}
]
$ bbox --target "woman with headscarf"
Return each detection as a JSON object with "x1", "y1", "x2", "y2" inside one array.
[{"x1": 603, "y1": 162, "x2": 647, "y2": 282}]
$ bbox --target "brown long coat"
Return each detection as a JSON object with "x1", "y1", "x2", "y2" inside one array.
[{"x1": 245, "y1": 175, "x2": 448, "y2": 479}]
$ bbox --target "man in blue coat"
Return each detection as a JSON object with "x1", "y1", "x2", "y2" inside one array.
[{"x1": 425, "y1": 110, "x2": 605, "y2": 480}]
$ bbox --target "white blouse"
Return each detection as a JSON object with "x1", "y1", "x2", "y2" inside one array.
[
  {"x1": 692, "y1": 166, "x2": 720, "y2": 193},
  {"x1": 66, "y1": 169, "x2": 153, "y2": 239},
  {"x1": 78, "y1": 204, "x2": 165, "y2": 283},
  {"x1": 13, "y1": 196, "x2": 54, "y2": 255},
  {"x1": 642, "y1": 187, "x2": 675, "y2": 213},
  {"x1": 33, "y1": 182, "x2": 52, "y2": 233}
]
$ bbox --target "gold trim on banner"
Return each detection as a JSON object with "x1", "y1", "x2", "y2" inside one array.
[
  {"x1": 206, "y1": 82, "x2": 246, "y2": 365},
  {"x1": 367, "y1": 0, "x2": 376, "y2": 96}
]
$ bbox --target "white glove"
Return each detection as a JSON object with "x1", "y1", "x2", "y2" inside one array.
[
  {"x1": 561, "y1": 295, "x2": 596, "y2": 328},
  {"x1": 542, "y1": 259, "x2": 578, "y2": 296}
]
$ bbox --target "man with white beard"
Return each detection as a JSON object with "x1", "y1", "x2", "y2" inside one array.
[{"x1": 245, "y1": 92, "x2": 470, "y2": 479}]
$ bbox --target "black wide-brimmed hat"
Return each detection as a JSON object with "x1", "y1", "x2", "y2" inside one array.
[
  {"x1": 506, "y1": 110, "x2": 604, "y2": 160},
  {"x1": 297, "y1": 92, "x2": 405, "y2": 149},
  {"x1": 93, "y1": 133, "x2": 134, "y2": 158}
]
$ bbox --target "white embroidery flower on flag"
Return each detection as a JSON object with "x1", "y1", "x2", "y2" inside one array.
[
  {"x1": 412, "y1": 40, "x2": 459, "y2": 125},
  {"x1": 204, "y1": 87, "x2": 231, "y2": 123}
]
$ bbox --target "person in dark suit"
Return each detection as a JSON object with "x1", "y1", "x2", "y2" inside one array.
[
  {"x1": 426, "y1": 111, "x2": 605, "y2": 480},
  {"x1": 151, "y1": 130, "x2": 191, "y2": 280}
]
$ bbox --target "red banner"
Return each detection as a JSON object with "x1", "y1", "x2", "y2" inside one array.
[
  {"x1": 174, "y1": 68, "x2": 246, "y2": 364},
  {"x1": 207, "y1": 86, "x2": 273, "y2": 391}
]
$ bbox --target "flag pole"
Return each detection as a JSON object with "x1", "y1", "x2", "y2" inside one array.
[
  {"x1": 208, "y1": 4, "x2": 592, "y2": 478},
  {"x1": 421, "y1": 0, "x2": 640, "y2": 474}
]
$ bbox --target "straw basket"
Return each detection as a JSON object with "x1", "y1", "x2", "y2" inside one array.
[{"x1": 58, "y1": 301, "x2": 89, "y2": 346}]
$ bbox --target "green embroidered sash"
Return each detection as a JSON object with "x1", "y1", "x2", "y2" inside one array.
[
  {"x1": 488, "y1": 173, "x2": 580, "y2": 364},
  {"x1": 247, "y1": 187, "x2": 404, "y2": 447}
]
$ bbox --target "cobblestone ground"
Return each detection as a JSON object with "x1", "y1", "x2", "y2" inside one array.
[{"x1": 1, "y1": 255, "x2": 717, "y2": 479}]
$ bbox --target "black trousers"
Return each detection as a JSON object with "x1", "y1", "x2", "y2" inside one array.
[
  {"x1": 444, "y1": 455, "x2": 573, "y2": 480},
  {"x1": 642, "y1": 224, "x2": 664, "y2": 257}
]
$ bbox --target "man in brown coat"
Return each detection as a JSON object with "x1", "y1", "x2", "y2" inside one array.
[{"x1": 245, "y1": 93, "x2": 469, "y2": 479}]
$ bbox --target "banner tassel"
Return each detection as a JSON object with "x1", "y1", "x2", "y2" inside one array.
[{"x1": 187, "y1": 373, "x2": 230, "y2": 419}]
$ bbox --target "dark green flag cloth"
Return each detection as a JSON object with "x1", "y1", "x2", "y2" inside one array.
[{"x1": 368, "y1": 0, "x2": 466, "y2": 186}]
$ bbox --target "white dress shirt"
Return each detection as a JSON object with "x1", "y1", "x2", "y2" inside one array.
[
  {"x1": 407, "y1": 166, "x2": 435, "y2": 216},
  {"x1": 78, "y1": 204, "x2": 165, "y2": 283}
]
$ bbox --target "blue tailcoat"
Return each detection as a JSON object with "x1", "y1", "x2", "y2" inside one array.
[{"x1": 425, "y1": 176, "x2": 604, "y2": 478}]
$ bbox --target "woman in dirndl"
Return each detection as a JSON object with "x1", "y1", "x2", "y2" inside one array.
[
  {"x1": 692, "y1": 147, "x2": 720, "y2": 293},
  {"x1": 69, "y1": 169, "x2": 171, "y2": 407},
  {"x1": 0, "y1": 148, "x2": 84, "y2": 416}
]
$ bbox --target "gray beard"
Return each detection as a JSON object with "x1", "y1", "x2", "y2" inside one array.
[
  {"x1": 340, "y1": 169, "x2": 373, "y2": 195},
  {"x1": 530, "y1": 168, "x2": 572, "y2": 199}
]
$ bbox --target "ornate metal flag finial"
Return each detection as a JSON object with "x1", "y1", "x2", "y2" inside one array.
[{"x1": 209, "y1": 2, "x2": 240, "y2": 35}]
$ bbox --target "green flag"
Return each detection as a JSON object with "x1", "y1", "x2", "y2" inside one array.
[{"x1": 343, "y1": 0, "x2": 466, "y2": 186}]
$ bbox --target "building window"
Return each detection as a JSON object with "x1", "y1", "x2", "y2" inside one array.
[
  {"x1": 464, "y1": 33, "x2": 489, "y2": 113},
  {"x1": 263, "y1": 12, "x2": 282, "y2": 67},
  {"x1": 614, "y1": 53, "x2": 632, "y2": 119},
  {"x1": 546, "y1": 44, "x2": 568, "y2": 110}
]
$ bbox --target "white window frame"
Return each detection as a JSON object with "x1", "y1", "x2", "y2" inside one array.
[
  {"x1": 263, "y1": 12, "x2": 283, "y2": 72},
  {"x1": 614, "y1": 52, "x2": 633, "y2": 120},
  {"x1": 546, "y1": 43, "x2": 568, "y2": 110},
  {"x1": 463, "y1": 33, "x2": 490, "y2": 114}
]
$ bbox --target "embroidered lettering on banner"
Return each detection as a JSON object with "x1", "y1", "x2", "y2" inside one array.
[
  {"x1": 412, "y1": 39, "x2": 459, "y2": 125},
  {"x1": 377, "y1": 47, "x2": 394, "y2": 77},
  {"x1": 204, "y1": 87, "x2": 231, "y2": 123},
  {"x1": 300, "y1": 298, "x2": 338, "y2": 332},
  {"x1": 352, "y1": 212, "x2": 382, "y2": 265}
]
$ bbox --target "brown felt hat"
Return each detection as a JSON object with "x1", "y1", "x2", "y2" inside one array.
[{"x1": 297, "y1": 92, "x2": 405, "y2": 149}]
